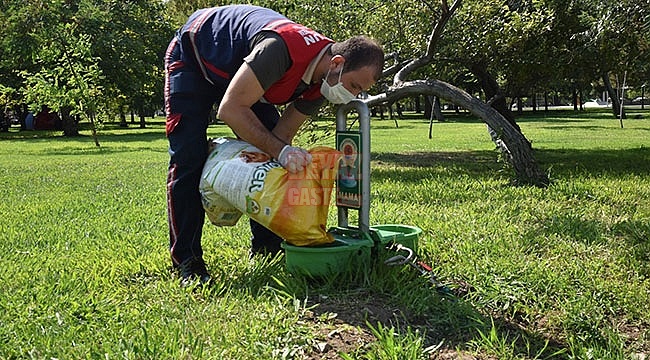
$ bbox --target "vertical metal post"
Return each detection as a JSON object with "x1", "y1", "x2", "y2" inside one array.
[{"x1": 336, "y1": 100, "x2": 371, "y2": 233}]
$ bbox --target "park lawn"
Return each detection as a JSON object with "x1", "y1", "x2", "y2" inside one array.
[{"x1": 0, "y1": 108, "x2": 648, "y2": 359}]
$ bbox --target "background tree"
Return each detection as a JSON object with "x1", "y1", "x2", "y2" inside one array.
[
  {"x1": 2, "y1": 0, "x2": 647, "y2": 182},
  {"x1": 0, "y1": 0, "x2": 174, "y2": 137},
  {"x1": 0, "y1": 0, "x2": 44, "y2": 128},
  {"x1": 578, "y1": 0, "x2": 650, "y2": 119},
  {"x1": 12, "y1": 0, "x2": 105, "y2": 139},
  {"x1": 76, "y1": 0, "x2": 174, "y2": 128},
  {"x1": 22, "y1": 20, "x2": 104, "y2": 140}
]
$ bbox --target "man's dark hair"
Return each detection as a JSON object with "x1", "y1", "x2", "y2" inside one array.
[{"x1": 331, "y1": 36, "x2": 384, "y2": 81}]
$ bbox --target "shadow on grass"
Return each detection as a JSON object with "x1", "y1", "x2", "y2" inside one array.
[
  {"x1": 0, "y1": 131, "x2": 219, "y2": 157},
  {"x1": 512, "y1": 109, "x2": 615, "y2": 122},
  {"x1": 369, "y1": 108, "x2": 632, "y2": 124},
  {"x1": 371, "y1": 146, "x2": 650, "y2": 183},
  {"x1": 540, "y1": 124, "x2": 619, "y2": 131},
  {"x1": 4, "y1": 122, "x2": 648, "y2": 182},
  {"x1": 536, "y1": 147, "x2": 650, "y2": 176},
  {"x1": 0, "y1": 129, "x2": 166, "y2": 141},
  {"x1": 0, "y1": 123, "x2": 234, "y2": 152},
  {"x1": 613, "y1": 219, "x2": 650, "y2": 277},
  {"x1": 523, "y1": 214, "x2": 650, "y2": 277},
  {"x1": 370, "y1": 151, "x2": 505, "y2": 186},
  {"x1": 372, "y1": 150, "x2": 499, "y2": 167},
  {"x1": 0, "y1": 128, "x2": 168, "y2": 156}
]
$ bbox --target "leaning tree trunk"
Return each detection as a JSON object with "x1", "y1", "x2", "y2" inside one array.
[{"x1": 366, "y1": 80, "x2": 549, "y2": 187}]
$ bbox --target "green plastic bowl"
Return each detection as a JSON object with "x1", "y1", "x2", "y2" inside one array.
[
  {"x1": 282, "y1": 235, "x2": 372, "y2": 277},
  {"x1": 370, "y1": 224, "x2": 422, "y2": 254}
]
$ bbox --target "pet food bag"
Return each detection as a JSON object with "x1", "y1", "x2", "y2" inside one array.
[{"x1": 199, "y1": 138, "x2": 342, "y2": 246}]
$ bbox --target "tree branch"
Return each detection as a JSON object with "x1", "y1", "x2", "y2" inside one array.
[
  {"x1": 393, "y1": 0, "x2": 462, "y2": 85},
  {"x1": 382, "y1": 60, "x2": 411, "y2": 79}
]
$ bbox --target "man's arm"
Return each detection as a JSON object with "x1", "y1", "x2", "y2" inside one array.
[
  {"x1": 273, "y1": 103, "x2": 308, "y2": 144},
  {"x1": 217, "y1": 62, "x2": 287, "y2": 159}
]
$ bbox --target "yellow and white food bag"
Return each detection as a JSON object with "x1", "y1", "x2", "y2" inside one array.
[{"x1": 199, "y1": 138, "x2": 341, "y2": 246}]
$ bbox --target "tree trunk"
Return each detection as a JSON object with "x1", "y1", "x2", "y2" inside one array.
[
  {"x1": 366, "y1": 80, "x2": 549, "y2": 187},
  {"x1": 61, "y1": 106, "x2": 79, "y2": 136},
  {"x1": 469, "y1": 62, "x2": 520, "y2": 131},
  {"x1": 579, "y1": 89, "x2": 584, "y2": 111},
  {"x1": 424, "y1": 95, "x2": 432, "y2": 120},
  {"x1": 432, "y1": 96, "x2": 444, "y2": 122},
  {"x1": 602, "y1": 72, "x2": 626, "y2": 119},
  {"x1": 544, "y1": 92, "x2": 549, "y2": 112},
  {"x1": 0, "y1": 112, "x2": 8, "y2": 132},
  {"x1": 138, "y1": 104, "x2": 147, "y2": 129},
  {"x1": 428, "y1": 96, "x2": 445, "y2": 139},
  {"x1": 119, "y1": 109, "x2": 128, "y2": 128},
  {"x1": 18, "y1": 104, "x2": 28, "y2": 131}
]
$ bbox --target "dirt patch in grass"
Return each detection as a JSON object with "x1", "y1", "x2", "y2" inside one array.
[
  {"x1": 297, "y1": 282, "x2": 590, "y2": 360},
  {"x1": 300, "y1": 293, "x2": 400, "y2": 359},
  {"x1": 300, "y1": 291, "x2": 482, "y2": 359}
]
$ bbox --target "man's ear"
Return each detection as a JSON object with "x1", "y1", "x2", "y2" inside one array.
[{"x1": 330, "y1": 54, "x2": 346, "y2": 71}]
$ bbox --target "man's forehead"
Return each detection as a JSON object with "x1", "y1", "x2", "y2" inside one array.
[{"x1": 347, "y1": 66, "x2": 377, "y2": 89}]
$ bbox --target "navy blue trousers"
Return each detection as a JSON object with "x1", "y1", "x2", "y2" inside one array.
[{"x1": 164, "y1": 39, "x2": 284, "y2": 266}]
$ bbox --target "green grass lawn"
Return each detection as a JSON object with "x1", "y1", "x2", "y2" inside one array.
[{"x1": 0, "y1": 108, "x2": 648, "y2": 359}]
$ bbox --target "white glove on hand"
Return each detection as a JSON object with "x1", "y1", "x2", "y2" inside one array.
[{"x1": 277, "y1": 145, "x2": 312, "y2": 173}]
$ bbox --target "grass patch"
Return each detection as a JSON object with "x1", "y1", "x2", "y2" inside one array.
[{"x1": 1, "y1": 108, "x2": 649, "y2": 359}]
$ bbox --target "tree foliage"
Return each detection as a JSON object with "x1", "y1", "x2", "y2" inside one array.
[
  {"x1": 0, "y1": 0, "x2": 647, "y2": 180},
  {"x1": 0, "y1": 0, "x2": 174, "y2": 133},
  {"x1": 3, "y1": 0, "x2": 646, "y2": 123}
]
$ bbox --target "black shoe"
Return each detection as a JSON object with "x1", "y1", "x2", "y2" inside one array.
[{"x1": 176, "y1": 257, "x2": 211, "y2": 286}]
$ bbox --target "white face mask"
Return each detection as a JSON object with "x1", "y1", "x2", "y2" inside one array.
[{"x1": 320, "y1": 69, "x2": 357, "y2": 104}]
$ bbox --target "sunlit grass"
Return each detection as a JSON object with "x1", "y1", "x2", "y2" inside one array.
[{"x1": 1, "y1": 108, "x2": 648, "y2": 359}]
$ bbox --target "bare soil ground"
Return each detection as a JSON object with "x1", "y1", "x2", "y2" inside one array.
[{"x1": 300, "y1": 289, "x2": 484, "y2": 359}]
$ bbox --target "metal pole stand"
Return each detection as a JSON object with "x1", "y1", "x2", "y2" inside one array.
[
  {"x1": 332, "y1": 100, "x2": 422, "y2": 260},
  {"x1": 333, "y1": 100, "x2": 371, "y2": 234},
  {"x1": 283, "y1": 100, "x2": 422, "y2": 277}
]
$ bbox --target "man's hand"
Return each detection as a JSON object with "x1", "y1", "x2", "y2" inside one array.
[{"x1": 277, "y1": 145, "x2": 312, "y2": 173}]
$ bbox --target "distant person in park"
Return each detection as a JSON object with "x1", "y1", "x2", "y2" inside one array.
[
  {"x1": 34, "y1": 105, "x2": 61, "y2": 130},
  {"x1": 164, "y1": 4, "x2": 384, "y2": 285},
  {"x1": 25, "y1": 111, "x2": 34, "y2": 130}
]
